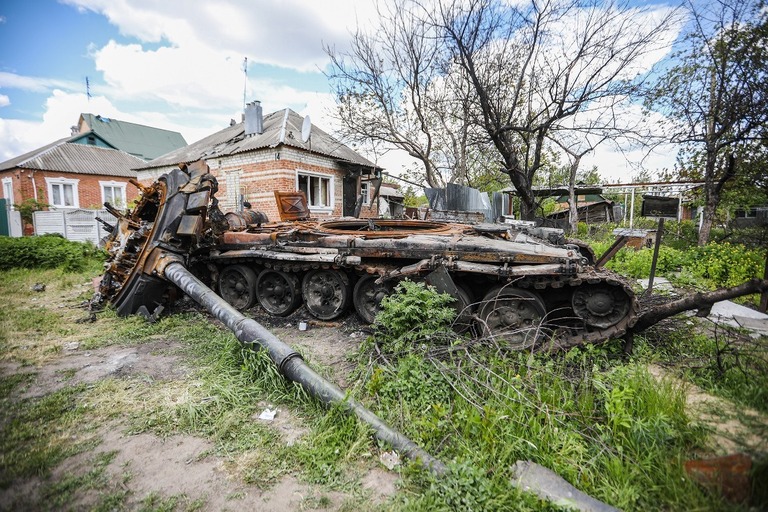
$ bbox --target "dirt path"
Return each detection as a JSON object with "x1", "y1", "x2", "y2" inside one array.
[
  {"x1": 0, "y1": 281, "x2": 398, "y2": 511},
  {"x1": 647, "y1": 364, "x2": 768, "y2": 456}
]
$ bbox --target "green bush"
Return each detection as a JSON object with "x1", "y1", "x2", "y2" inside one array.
[
  {"x1": 0, "y1": 235, "x2": 106, "y2": 272},
  {"x1": 591, "y1": 238, "x2": 763, "y2": 289},
  {"x1": 372, "y1": 280, "x2": 456, "y2": 353},
  {"x1": 681, "y1": 242, "x2": 764, "y2": 288}
]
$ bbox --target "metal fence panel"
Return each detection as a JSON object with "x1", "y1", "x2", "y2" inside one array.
[{"x1": 34, "y1": 209, "x2": 118, "y2": 245}]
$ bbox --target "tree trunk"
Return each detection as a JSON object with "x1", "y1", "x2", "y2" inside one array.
[
  {"x1": 631, "y1": 279, "x2": 768, "y2": 333},
  {"x1": 697, "y1": 199, "x2": 716, "y2": 246},
  {"x1": 568, "y1": 156, "x2": 582, "y2": 233}
]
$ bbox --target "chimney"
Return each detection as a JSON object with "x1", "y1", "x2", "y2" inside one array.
[{"x1": 244, "y1": 100, "x2": 263, "y2": 136}]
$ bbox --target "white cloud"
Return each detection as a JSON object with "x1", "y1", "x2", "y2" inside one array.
[
  {"x1": 0, "y1": 94, "x2": 9, "y2": 107},
  {"x1": 63, "y1": 0, "x2": 379, "y2": 72},
  {"x1": 0, "y1": 72, "x2": 81, "y2": 93}
]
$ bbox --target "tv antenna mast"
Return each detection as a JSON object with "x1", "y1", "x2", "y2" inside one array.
[{"x1": 242, "y1": 57, "x2": 248, "y2": 111}]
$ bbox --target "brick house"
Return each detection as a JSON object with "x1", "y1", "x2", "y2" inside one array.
[
  {"x1": 137, "y1": 102, "x2": 381, "y2": 221},
  {"x1": 1, "y1": 115, "x2": 188, "y2": 233},
  {"x1": 0, "y1": 138, "x2": 146, "y2": 211}
]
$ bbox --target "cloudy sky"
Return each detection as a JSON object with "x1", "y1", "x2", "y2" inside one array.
[{"x1": 0, "y1": 0, "x2": 680, "y2": 182}]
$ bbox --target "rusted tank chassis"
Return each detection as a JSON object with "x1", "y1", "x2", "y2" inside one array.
[{"x1": 98, "y1": 163, "x2": 638, "y2": 350}]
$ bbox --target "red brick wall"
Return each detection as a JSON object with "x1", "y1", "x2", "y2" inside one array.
[
  {"x1": 138, "y1": 147, "x2": 379, "y2": 222},
  {"x1": 0, "y1": 168, "x2": 138, "y2": 209}
]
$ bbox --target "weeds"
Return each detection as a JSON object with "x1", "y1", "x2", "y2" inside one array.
[{"x1": 357, "y1": 283, "x2": 726, "y2": 511}]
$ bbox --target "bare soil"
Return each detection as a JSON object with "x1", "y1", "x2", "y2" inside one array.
[
  {"x1": 647, "y1": 364, "x2": 768, "y2": 456},
  {"x1": 0, "y1": 285, "x2": 397, "y2": 511}
]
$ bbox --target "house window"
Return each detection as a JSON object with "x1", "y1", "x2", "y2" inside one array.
[
  {"x1": 297, "y1": 171, "x2": 333, "y2": 210},
  {"x1": 2, "y1": 177, "x2": 13, "y2": 209},
  {"x1": 100, "y1": 181, "x2": 127, "y2": 207},
  {"x1": 45, "y1": 177, "x2": 79, "y2": 208},
  {"x1": 360, "y1": 182, "x2": 370, "y2": 205}
]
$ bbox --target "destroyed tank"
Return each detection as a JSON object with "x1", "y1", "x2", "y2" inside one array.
[{"x1": 97, "y1": 162, "x2": 638, "y2": 350}]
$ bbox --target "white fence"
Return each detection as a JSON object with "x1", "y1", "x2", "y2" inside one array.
[{"x1": 34, "y1": 209, "x2": 117, "y2": 245}]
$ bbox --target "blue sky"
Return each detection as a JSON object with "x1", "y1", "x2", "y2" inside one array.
[
  {"x1": 0, "y1": 0, "x2": 683, "y2": 180},
  {"x1": 0, "y1": 0, "x2": 364, "y2": 160}
]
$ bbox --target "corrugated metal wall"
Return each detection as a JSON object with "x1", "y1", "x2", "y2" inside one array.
[{"x1": 425, "y1": 184, "x2": 507, "y2": 222}]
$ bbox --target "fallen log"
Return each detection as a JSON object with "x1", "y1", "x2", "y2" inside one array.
[{"x1": 631, "y1": 278, "x2": 768, "y2": 334}]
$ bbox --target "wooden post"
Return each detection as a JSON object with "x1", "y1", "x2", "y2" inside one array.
[
  {"x1": 644, "y1": 217, "x2": 665, "y2": 296},
  {"x1": 760, "y1": 250, "x2": 768, "y2": 313}
]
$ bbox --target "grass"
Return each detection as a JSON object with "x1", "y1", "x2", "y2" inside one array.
[
  {"x1": 642, "y1": 320, "x2": 768, "y2": 415},
  {"x1": 2, "y1": 245, "x2": 766, "y2": 510},
  {"x1": 0, "y1": 383, "x2": 101, "y2": 488},
  {"x1": 354, "y1": 347, "x2": 719, "y2": 511}
]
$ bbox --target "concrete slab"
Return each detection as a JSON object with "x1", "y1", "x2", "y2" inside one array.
[
  {"x1": 637, "y1": 277, "x2": 676, "y2": 293},
  {"x1": 707, "y1": 300, "x2": 768, "y2": 336},
  {"x1": 510, "y1": 461, "x2": 620, "y2": 512},
  {"x1": 733, "y1": 315, "x2": 768, "y2": 336},
  {"x1": 709, "y1": 300, "x2": 768, "y2": 320}
]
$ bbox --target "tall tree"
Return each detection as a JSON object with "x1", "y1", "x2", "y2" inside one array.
[
  {"x1": 648, "y1": 0, "x2": 768, "y2": 245},
  {"x1": 329, "y1": 0, "x2": 678, "y2": 214},
  {"x1": 430, "y1": 0, "x2": 678, "y2": 218},
  {"x1": 325, "y1": 1, "x2": 476, "y2": 188}
]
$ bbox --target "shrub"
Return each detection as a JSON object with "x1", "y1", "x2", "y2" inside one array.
[
  {"x1": 0, "y1": 235, "x2": 105, "y2": 272},
  {"x1": 681, "y1": 242, "x2": 764, "y2": 288},
  {"x1": 372, "y1": 280, "x2": 456, "y2": 353}
]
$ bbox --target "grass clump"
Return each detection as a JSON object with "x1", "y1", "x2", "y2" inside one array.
[
  {"x1": 0, "y1": 383, "x2": 98, "y2": 488},
  {"x1": 0, "y1": 234, "x2": 106, "y2": 272}
]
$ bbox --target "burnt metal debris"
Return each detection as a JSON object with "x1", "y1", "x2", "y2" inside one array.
[
  {"x1": 96, "y1": 161, "x2": 640, "y2": 351},
  {"x1": 92, "y1": 160, "x2": 641, "y2": 473}
]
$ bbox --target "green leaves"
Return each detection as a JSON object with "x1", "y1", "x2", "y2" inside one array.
[
  {"x1": 0, "y1": 234, "x2": 106, "y2": 272},
  {"x1": 372, "y1": 280, "x2": 457, "y2": 354}
]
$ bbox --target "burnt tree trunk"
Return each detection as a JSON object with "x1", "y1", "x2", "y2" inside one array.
[{"x1": 631, "y1": 279, "x2": 768, "y2": 333}]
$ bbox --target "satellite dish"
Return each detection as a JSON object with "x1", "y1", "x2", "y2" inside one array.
[{"x1": 301, "y1": 115, "x2": 312, "y2": 143}]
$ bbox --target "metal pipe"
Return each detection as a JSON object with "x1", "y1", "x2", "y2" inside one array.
[{"x1": 163, "y1": 261, "x2": 446, "y2": 475}]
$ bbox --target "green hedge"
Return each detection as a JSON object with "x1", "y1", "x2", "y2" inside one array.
[
  {"x1": 591, "y1": 240, "x2": 765, "y2": 289},
  {"x1": 0, "y1": 235, "x2": 106, "y2": 272}
]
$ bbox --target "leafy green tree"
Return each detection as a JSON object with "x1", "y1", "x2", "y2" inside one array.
[{"x1": 647, "y1": 0, "x2": 768, "y2": 245}]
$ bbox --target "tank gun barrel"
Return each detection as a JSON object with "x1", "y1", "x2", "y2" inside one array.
[{"x1": 161, "y1": 259, "x2": 446, "y2": 475}]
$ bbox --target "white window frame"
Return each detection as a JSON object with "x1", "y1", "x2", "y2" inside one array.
[
  {"x1": 99, "y1": 180, "x2": 127, "y2": 208},
  {"x1": 296, "y1": 170, "x2": 334, "y2": 212},
  {"x1": 45, "y1": 177, "x2": 80, "y2": 208},
  {"x1": 2, "y1": 177, "x2": 14, "y2": 209},
  {"x1": 360, "y1": 181, "x2": 371, "y2": 206}
]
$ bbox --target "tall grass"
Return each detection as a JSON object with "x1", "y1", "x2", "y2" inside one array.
[{"x1": 351, "y1": 283, "x2": 726, "y2": 511}]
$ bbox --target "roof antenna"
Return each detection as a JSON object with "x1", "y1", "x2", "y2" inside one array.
[
  {"x1": 242, "y1": 57, "x2": 248, "y2": 112},
  {"x1": 86, "y1": 76, "x2": 91, "y2": 102}
]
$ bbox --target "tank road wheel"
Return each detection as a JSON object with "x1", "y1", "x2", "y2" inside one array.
[
  {"x1": 256, "y1": 270, "x2": 302, "y2": 316},
  {"x1": 479, "y1": 286, "x2": 546, "y2": 349},
  {"x1": 353, "y1": 275, "x2": 393, "y2": 324},
  {"x1": 571, "y1": 284, "x2": 631, "y2": 328},
  {"x1": 452, "y1": 285, "x2": 475, "y2": 334},
  {"x1": 219, "y1": 265, "x2": 258, "y2": 310},
  {"x1": 302, "y1": 270, "x2": 352, "y2": 320}
]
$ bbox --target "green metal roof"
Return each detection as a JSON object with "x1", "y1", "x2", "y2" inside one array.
[{"x1": 79, "y1": 114, "x2": 187, "y2": 161}]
